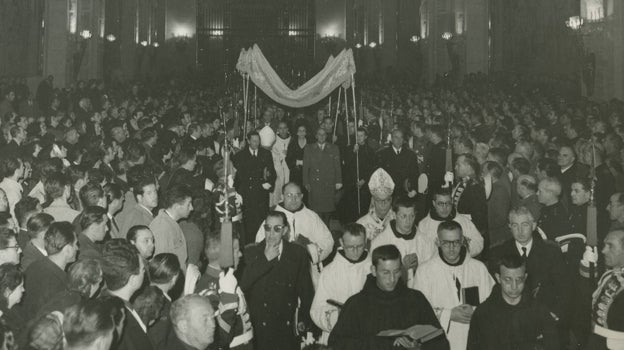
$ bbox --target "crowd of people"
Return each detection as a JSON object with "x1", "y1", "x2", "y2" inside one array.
[{"x1": 0, "y1": 71, "x2": 622, "y2": 350}]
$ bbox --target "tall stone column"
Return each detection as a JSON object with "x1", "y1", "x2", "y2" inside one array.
[{"x1": 42, "y1": 0, "x2": 70, "y2": 87}]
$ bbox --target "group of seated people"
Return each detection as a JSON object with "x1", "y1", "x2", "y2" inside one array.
[{"x1": 0, "y1": 72, "x2": 621, "y2": 350}]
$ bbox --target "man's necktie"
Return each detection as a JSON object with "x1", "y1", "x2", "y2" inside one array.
[{"x1": 521, "y1": 247, "x2": 528, "y2": 259}]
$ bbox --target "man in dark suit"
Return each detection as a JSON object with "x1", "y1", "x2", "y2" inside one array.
[
  {"x1": 232, "y1": 131, "x2": 276, "y2": 246},
  {"x1": 558, "y1": 145, "x2": 589, "y2": 208},
  {"x1": 377, "y1": 129, "x2": 419, "y2": 197},
  {"x1": 100, "y1": 239, "x2": 153, "y2": 350},
  {"x1": 240, "y1": 211, "x2": 314, "y2": 350},
  {"x1": 489, "y1": 206, "x2": 571, "y2": 347},
  {"x1": 22, "y1": 222, "x2": 77, "y2": 320}
]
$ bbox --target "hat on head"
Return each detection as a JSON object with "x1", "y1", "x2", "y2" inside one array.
[
  {"x1": 368, "y1": 168, "x2": 395, "y2": 200},
  {"x1": 259, "y1": 125, "x2": 276, "y2": 148}
]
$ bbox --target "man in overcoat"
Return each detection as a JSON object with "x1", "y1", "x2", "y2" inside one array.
[
  {"x1": 303, "y1": 128, "x2": 342, "y2": 225},
  {"x1": 240, "y1": 210, "x2": 314, "y2": 350}
]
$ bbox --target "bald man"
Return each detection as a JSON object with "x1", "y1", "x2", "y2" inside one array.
[
  {"x1": 537, "y1": 177, "x2": 570, "y2": 240},
  {"x1": 159, "y1": 294, "x2": 237, "y2": 350}
]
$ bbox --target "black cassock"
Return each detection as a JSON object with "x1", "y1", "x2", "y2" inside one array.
[{"x1": 338, "y1": 142, "x2": 377, "y2": 223}]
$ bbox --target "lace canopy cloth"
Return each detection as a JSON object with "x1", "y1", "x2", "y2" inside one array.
[{"x1": 236, "y1": 44, "x2": 357, "y2": 108}]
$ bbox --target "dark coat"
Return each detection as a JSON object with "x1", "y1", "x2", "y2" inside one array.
[
  {"x1": 286, "y1": 138, "x2": 307, "y2": 186},
  {"x1": 328, "y1": 275, "x2": 449, "y2": 350},
  {"x1": 23, "y1": 257, "x2": 69, "y2": 320},
  {"x1": 113, "y1": 301, "x2": 154, "y2": 350},
  {"x1": 425, "y1": 141, "x2": 447, "y2": 192},
  {"x1": 303, "y1": 143, "x2": 342, "y2": 212},
  {"x1": 467, "y1": 285, "x2": 560, "y2": 350},
  {"x1": 377, "y1": 146, "x2": 420, "y2": 195},
  {"x1": 233, "y1": 147, "x2": 276, "y2": 205},
  {"x1": 455, "y1": 179, "x2": 489, "y2": 233},
  {"x1": 338, "y1": 142, "x2": 376, "y2": 221},
  {"x1": 489, "y1": 235, "x2": 571, "y2": 320},
  {"x1": 232, "y1": 147, "x2": 276, "y2": 244},
  {"x1": 240, "y1": 240, "x2": 314, "y2": 350},
  {"x1": 537, "y1": 201, "x2": 570, "y2": 240},
  {"x1": 77, "y1": 233, "x2": 103, "y2": 260},
  {"x1": 487, "y1": 179, "x2": 511, "y2": 247},
  {"x1": 20, "y1": 240, "x2": 46, "y2": 271}
]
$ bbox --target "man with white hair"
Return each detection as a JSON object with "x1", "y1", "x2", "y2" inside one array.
[
  {"x1": 537, "y1": 177, "x2": 570, "y2": 240},
  {"x1": 357, "y1": 168, "x2": 396, "y2": 243}
]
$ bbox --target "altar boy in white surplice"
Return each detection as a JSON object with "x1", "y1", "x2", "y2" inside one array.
[
  {"x1": 310, "y1": 223, "x2": 370, "y2": 344},
  {"x1": 411, "y1": 220, "x2": 494, "y2": 350}
]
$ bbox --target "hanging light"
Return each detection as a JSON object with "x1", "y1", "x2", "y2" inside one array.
[
  {"x1": 140, "y1": 40, "x2": 148, "y2": 47},
  {"x1": 355, "y1": 43, "x2": 362, "y2": 49},
  {"x1": 153, "y1": 42, "x2": 160, "y2": 48},
  {"x1": 410, "y1": 35, "x2": 420, "y2": 43},
  {"x1": 369, "y1": 41, "x2": 377, "y2": 48},
  {"x1": 105, "y1": 34, "x2": 116, "y2": 42},
  {"x1": 566, "y1": 16, "x2": 583, "y2": 30},
  {"x1": 80, "y1": 30, "x2": 92, "y2": 39},
  {"x1": 442, "y1": 32, "x2": 453, "y2": 40}
]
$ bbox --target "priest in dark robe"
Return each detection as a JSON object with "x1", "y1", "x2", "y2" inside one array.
[{"x1": 329, "y1": 244, "x2": 450, "y2": 350}]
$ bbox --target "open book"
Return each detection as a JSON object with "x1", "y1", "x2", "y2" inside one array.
[{"x1": 377, "y1": 324, "x2": 444, "y2": 343}]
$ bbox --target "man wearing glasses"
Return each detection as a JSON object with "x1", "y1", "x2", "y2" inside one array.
[
  {"x1": 489, "y1": 206, "x2": 571, "y2": 348},
  {"x1": 412, "y1": 220, "x2": 494, "y2": 350},
  {"x1": 416, "y1": 187, "x2": 484, "y2": 264},
  {"x1": 255, "y1": 182, "x2": 334, "y2": 287},
  {"x1": 310, "y1": 223, "x2": 370, "y2": 344},
  {"x1": 240, "y1": 210, "x2": 314, "y2": 350}
]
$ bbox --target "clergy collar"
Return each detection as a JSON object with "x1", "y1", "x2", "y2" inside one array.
[
  {"x1": 278, "y1": 202, "x2": 304, "y2": 213},
  {"x1": 430, "y1": 208, "x2": 456, "y2": 222},
  {"x1": 389, "y1": 220, "x2": 417, "y2": 240},
  {"x1": 338, "y1": 249, "x2": 369, "y2": 264},
  {"x1": 438, "y1": 246, "x2": 467, "y2": 266}
]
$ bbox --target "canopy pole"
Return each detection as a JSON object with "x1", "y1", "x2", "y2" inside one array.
[
  {"x1": 344, "y1": 86, "x2": 350, "y2": 145},
  {"x1": 253, "y1": 85, "x2": 257, "y2": 128},
  {"x1": 333, "y1": 88, "x2": 342, "y2": 140},
  {"x1": 351, "y1": 74, "x2": 361, "y2": 214}
]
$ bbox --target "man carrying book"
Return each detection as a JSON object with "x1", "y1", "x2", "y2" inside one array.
[
  {"x1": 329, "y1": 244, "x2": 450, "y2": 350},
  {"x1": 412, "y1": 220, "x2": 495, "y2": 350}
]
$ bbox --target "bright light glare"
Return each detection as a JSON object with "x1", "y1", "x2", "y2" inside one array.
[
  {"x1": 80, "y1": 30, "x2": 92, "y2": 39},
  {"x1": 368, "y1": 42, "x2": 377, "y2": 48},
  {"x1": 173, "y1": 26, "x2": 192, "y2": 38},
  {"x1": 289, "y1": 30, "x2": 297, "y2": 36}
]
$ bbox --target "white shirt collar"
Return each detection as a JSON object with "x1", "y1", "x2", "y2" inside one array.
[
  {"x1": 278, "y1": 240, "x2": 284, "y2": 260},
  {"x1": 515, "y1": 239, "x2": 533, "y2": 256},
  {"x1": 393, "y1": 146, "x2": 402, "y2": 154}
]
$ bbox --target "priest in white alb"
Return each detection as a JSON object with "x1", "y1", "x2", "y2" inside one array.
[
  {"x1": 411, "y1": 220, "x2": 494, "y2": 350},
  {"x1": 310, "y1": 223, "x2": 370, "y2": 344},
  {"x1": 370, "y1": 196, "x2": 420, "y2": 285},
  {"x1": 416, "y1": 187, "x2": 484, "y2": 264}
]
